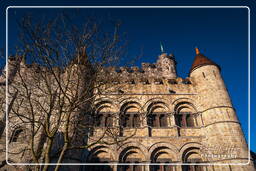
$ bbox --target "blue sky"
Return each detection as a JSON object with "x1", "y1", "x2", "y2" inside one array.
[{"x1": 0, "y1": 1, "x2": 255, "y2": 153}]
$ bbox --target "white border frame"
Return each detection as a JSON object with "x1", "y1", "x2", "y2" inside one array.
[{"x1": 5, "y1": 6, "x2": 251, "y2": 167}]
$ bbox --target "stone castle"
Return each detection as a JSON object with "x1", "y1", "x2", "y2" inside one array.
[{"x1": 0, "y1": 48, "x2": 255, "y2": 171}]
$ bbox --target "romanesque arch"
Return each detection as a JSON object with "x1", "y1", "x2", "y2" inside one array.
[
  {"x1": 120, "y1": 101, "x2": 142, "y2": 128},
  {"x1": 172, "y1": 99, "x2": 201, "y2": 128},
  {"x1": 179, "y1": 142, "x2": 204, "y2": 171},
  {"x1": 117, "y1": 141, "x2": 149, "y2": 161},
  {"x1": 86, "y1": 145, "x2": 116, "y2": 162},
  {"x1": 94, "y1": 99, "x2": 116, "y2": 127},
  {"x1": 148, "y1": 142, "x2": 179, "y2": 171},
  {"x1": 9, "y1": 126, "x2": 25, "y2": 143},
  {"x1": 146, "y1": 100, "x2": 169, "y2": 128},
  {"x1": 85, "y1": 145, "x2": 116, "y2": 171},
  {"x1": 144, "y1": 98, "x2": 170, "y2": 113},
  {"x1": 118, "y1": 143, "x2": 147, "y2": 171}
]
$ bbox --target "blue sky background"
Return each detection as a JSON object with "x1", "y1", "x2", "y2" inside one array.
[{"x1": 0, "y1": 0, "x2": 255, "y2": 153}]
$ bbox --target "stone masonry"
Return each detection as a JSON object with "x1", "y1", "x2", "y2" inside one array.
[{"x1": 0, "y1": 48, "x2": 255, "y2": 171}]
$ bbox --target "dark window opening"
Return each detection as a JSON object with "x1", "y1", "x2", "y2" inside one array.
[
  {"x1": 0, "y1": 121, "x2": 5, "y2": 138},
  {"x1": 169, "y1": 89, "x2": 176, "y2": 94},
  {"x1": 183, "y1": 79, "x2": 191, "y2": 84},
  {"x1": 202, "y1": 72, "x2": 206, "y2": 78},
  {"x1": 168, "y1": 79, "x2": 177, "y2": 84},
  {"x1": 133, "y1": 114, "x2": 140, "y2": 127},
  {"x1": 119, "y1": 161, "x2": 142, "y2": 171},
  {"x1": 213, "y1": 70, "x2": 216, "y2": 78},
  {"x1": 148, "y1": 113, "x2": 168, "y2": 128},
  {"x1": 95, "y1": 113, "x2": 113, "y2": 127},
  {"x1": 105, "y1": 115, "x2": 113, "y2": 127},
  {"x1": 87, "y1": 158, "x2": 112, "y2": 171},
  {"x1": 127, "y1": 79, "x2": 135, "y2": 84},
  {"x1": 150, "y1": 160, "x2": 174, "y2": 171},
  {"x1": 154, "y1": 79, "x2": 163, "y2": 85},
  {"x1": 121, "y1": 113, "x2": 140, "y2": 128},
  {"x1": 10, "y1": 128, "x2": 23, "y2": 143},
  {"x1": 186, "y1": 115, "x2": 194, "y2": 127},
  {"x1": 182, "y1": 159, "x2": 203, "y2": 171},
  {"x1": 175, "y1": 113, "x2": 195, "y2": 128},
  {"x1": 141, "y1": 79, "x2": 150, "y2": 84},
  {"x1": 159, "y1": 114, "x2": 167, "y2": 127}
]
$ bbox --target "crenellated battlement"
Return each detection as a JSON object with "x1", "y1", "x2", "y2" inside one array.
[{"x1": 100, "y1": 65, "x2": 192, "y2": 86}]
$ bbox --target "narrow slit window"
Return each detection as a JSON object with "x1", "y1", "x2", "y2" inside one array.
[
  {"x1": 202, "y1": 72, "x2": 206, "y2": 78},
  {"x1": 213, "y1": 70, "x2": 216, "y2": 78}
]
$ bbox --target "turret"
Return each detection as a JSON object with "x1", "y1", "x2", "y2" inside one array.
[
  {"x1": 189, "y1": 48, "x2": 250, "y2": 165},
  {"x1": 156, "y1": 53, "x2": 177, "y2": 79},
  {"x1": 190, "y1": 47, "x2": 220, "y2": 74}
]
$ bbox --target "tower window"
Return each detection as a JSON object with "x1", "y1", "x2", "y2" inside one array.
[
  {"x1": 202, "y1": 72, "x2": 206, "y2": 78},
  {"x1": 213, "y1": 70, "x2": 216, "y2": 77}
]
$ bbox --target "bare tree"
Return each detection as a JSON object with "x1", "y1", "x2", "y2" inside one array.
[{"x1": 0, "y1": 12, "x2": 138, "y2": 171}]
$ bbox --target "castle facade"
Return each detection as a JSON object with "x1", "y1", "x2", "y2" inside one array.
[
  {"x1": 84, "y1": 48, "x2": 254, "y2": 171},
  {"x1": 0, "y1": 48, "x2": 254, "y2": 171}
]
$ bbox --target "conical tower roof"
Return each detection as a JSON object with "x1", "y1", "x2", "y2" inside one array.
[{"x1": 190, "y1": 48, "x2": 220, "y2": 74}]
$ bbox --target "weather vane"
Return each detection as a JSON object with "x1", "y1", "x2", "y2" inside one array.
[{"x1": 160, "y1": 42, "x2": 165, "y2": 53}]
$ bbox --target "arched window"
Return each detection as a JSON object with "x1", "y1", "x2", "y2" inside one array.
[
  {"x1": 9, "y1": 127, "x2": 24, "y2": 143},
  {"x1": 119, "y1": 146, "x2": 144, "y2": 171},
  {"x1": 94, "y1": 100, "x2": 115, "y2": 128},
  {"x1": 147, "y1": 101, "x2": 169, "y2": 128},
  {"x1": 120, "y1": 102, "x2": 141, "y2": 128},
  {"x1": 150, "y1": 147, "x2": 176, "y2": 171},
  {"x1": 174, "y1": 102, "x2": 198, "y2": 128},
  {"x1": 86, "y1": 146, "x2": 113, "y2": 171},
  {"x1": 182, "y1": 147, "x2": 204, "y2": 171}
]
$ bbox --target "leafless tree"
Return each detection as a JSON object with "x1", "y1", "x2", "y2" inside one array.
[{"x1": 0, "y1": 12, "x2": 138, "y2": 171}]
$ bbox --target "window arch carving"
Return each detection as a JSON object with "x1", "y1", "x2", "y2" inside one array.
[
  {"x1": 147, "y1": 101, "x2": 169, "y2": 128},
  {"x1": 182, "y1": 147, "x2": 204, "y2": 171},
  {"x1": 120, "y1": 102, "x2": 141, "y2": 128},
  {"x1": 174, "y1": 102, "x2": 198, "y2": 128},
  {"x1": 150, "y1": 146, "x2": 177, "y2": 171},
  {"x1": 119, "y1": 146, "x2": 145, "y2": 171},
  {"x1": 94, "y1": 101, "x2": 115, "y2": 127},
  {"x1": 9, "y1": 127, "x2": 24, "y2": 143},
  {"x1": 86, "y1": 146, "x2": 114, "y2": 171}
]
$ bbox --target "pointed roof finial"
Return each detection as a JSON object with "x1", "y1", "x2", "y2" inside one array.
[
  {"x1": 195, "y1": 47, "x2": 200, "y2": 55},
  {"x1": 160, "y1": 42, "x2": 164, "y2": 53},
  {"x1": 190, "y1": 48, "x2": 220, "y2": 74}
]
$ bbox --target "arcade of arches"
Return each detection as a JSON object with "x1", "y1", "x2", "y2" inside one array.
[
  {"x1": 93, "y1": 100, "x2": 201, "y2": 130},
  {"x1": 85, "y1": 145, "x2": 206, "y2": 171}
]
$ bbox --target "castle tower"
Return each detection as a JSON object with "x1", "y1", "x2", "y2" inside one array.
[
  {"x1": 189, "y1": 48, "x2": 253, "y2": 169},
  {"x1": 156, "y1": 53, "x2": 177, "y2": 79}
]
